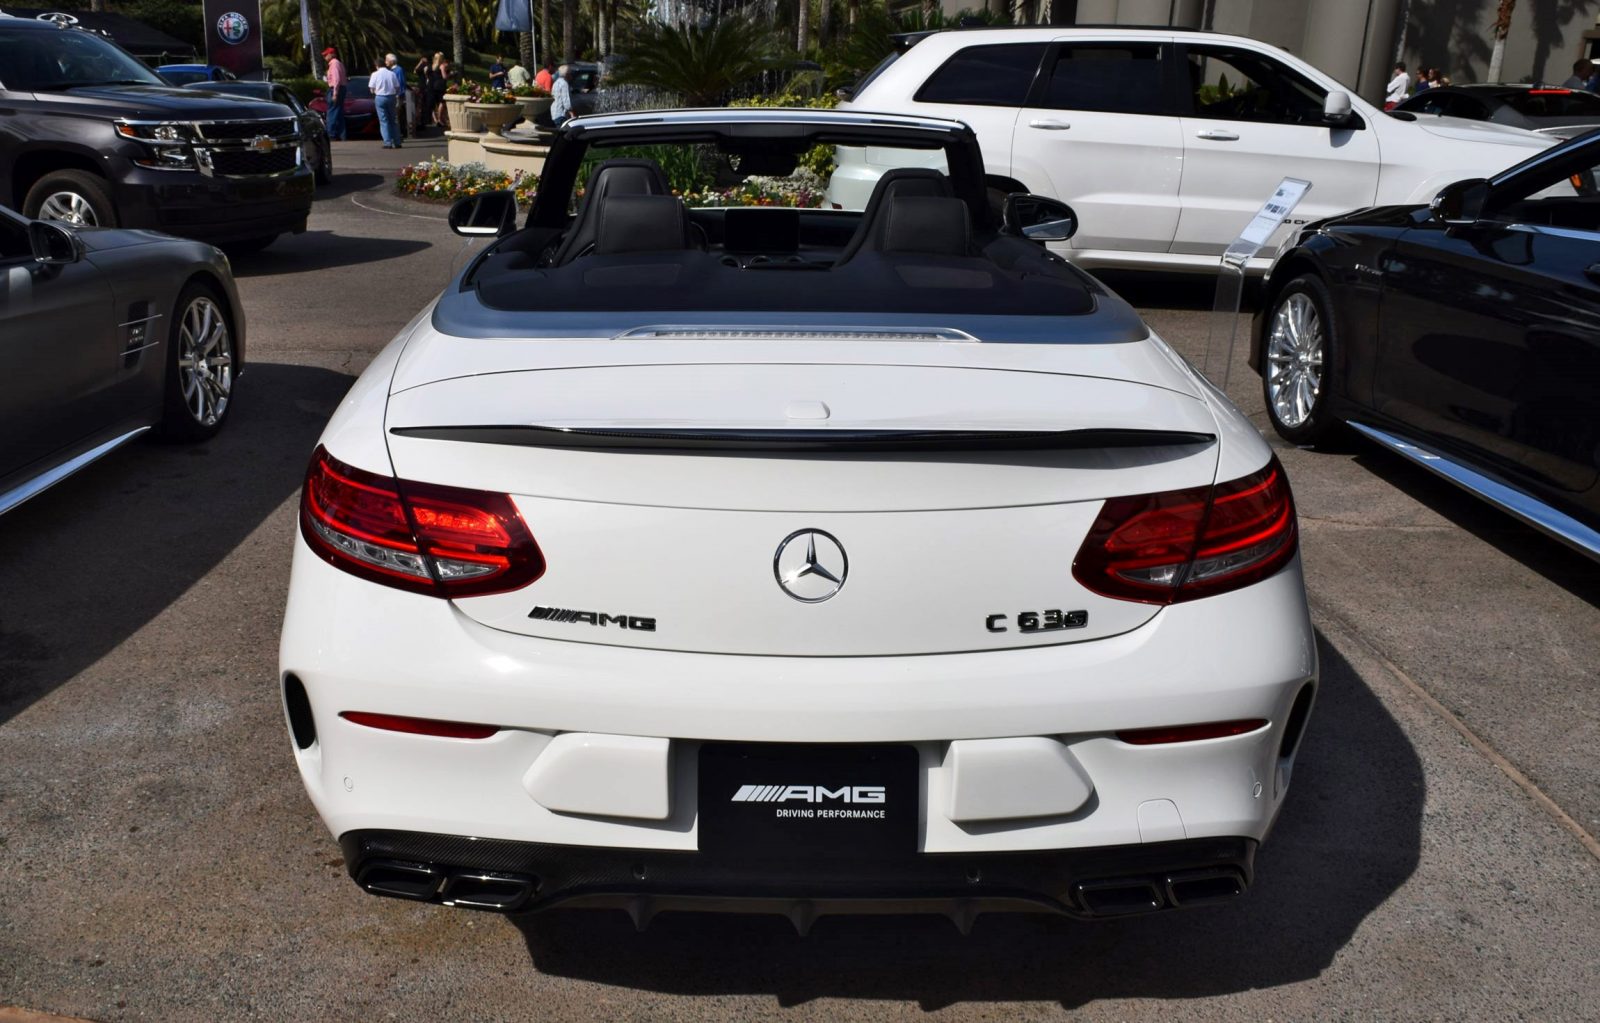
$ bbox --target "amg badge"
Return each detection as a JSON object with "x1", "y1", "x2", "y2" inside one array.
[{"x1": 528, "y1": 606, "x2": 656, "y2": 631}]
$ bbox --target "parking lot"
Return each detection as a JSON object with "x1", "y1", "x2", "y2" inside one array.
[{"x1": 2, "y1": 144, "x2": 1597, "y2": 1021}]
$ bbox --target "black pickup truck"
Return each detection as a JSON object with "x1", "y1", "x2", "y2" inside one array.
[{"x1": 0, "y1": 13, "x2": 313, "y2": 249}]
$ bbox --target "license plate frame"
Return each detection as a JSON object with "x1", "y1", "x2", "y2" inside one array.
[{"x1": 697, "y1": 743, "x2": 918, "y2": 860}]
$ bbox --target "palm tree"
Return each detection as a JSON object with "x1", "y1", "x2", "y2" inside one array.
[
  {"x1": 304, "y1": 0, "x2": 326, "y2": 77},
  {"x1": 1486, "y1": 0, "x2": 1516, "y2": 82},
  {"x1": 797, "y1": 0, "x2": 811, "y2": 54},
  {"x1": 613, "y1": 16, "x2": 778, "y2": 106},
  {"x1": 453, "y1": 0, "x2": 466, "y2": 66},
  {"x1": 263, "y1": 0, "x2": 430, "y2": 73},
  {"x1": 563, "y1": 0, "x2": 575, "y2": 61}
]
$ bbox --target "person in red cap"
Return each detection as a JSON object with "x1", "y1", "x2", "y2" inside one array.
[{"x1": 322, "y1": 46, "x2": 347, "y2": 140}]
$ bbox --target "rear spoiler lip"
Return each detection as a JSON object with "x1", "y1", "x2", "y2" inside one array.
[{"x1": 389, "y1": 425, "x2": 1216, "y2": 453}]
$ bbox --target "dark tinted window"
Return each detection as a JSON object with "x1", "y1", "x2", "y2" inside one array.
[
  {"x1": 1185, "y1": 46, "x2": 1328, "y2": 125},
  {"x1": 1403, "y1": 92, "x2": 1489, "y2": 118},
  {"x1": 1501, "y1": 89, "x2": 1600, "y2": 117},
  {"x1": 915, "y1": 43, "x2": 1047, "y2": 107},
  {"x1": 0, "y1": 27, "x2": 165, "y2": 90},
  {"x1": 1037, "y1": 44, "x2": 1170, "y2": 114}
]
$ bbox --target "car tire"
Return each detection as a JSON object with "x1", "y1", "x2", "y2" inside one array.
[
  {"x1": 157, "y1": 282, "x2": 236, "y2": 443},
  {"x1": 315, "y1": 141, "x2": 333, "y2": 185},
  {"x1": 24, "y1": 169, "x2": 118, "y2": 228},
  {"x1": 1261, "y1": 274, "x2": 1340, "y2": 447}
]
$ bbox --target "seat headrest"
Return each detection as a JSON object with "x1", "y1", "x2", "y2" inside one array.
[
  {"x1": 865, "y1": 167, "x2": 953, "y2": 204},
  {"x1": 880, "y1": 196, "x2": 971, "y2": 257},
  {"x1": 583, "y1": 158, "x2": 670, "y2": 204},
  {"x1": 593, "y1": 195, "x2": 691, "y2": 255}
]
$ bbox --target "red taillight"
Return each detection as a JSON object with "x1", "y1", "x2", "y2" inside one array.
[
  {"x1": 300, "y1": 446, "x2": 545, "y2": 598},
  {"x1": 1117, "y1": 719, "x2": 1268, "y2": 745},
  {"x1": 340, "y1": 711, "x2": 499, "y2": 739},
  {"x1": 1073, "y1": 456, "x2": 1297, "y2": 604}
]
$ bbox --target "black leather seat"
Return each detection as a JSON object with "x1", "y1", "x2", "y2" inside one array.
[
  {"x1": 552, "y1": 158, "x2": 671, "y2": 264},
  {"x1": 592, "y1": 195, "x2": 695, "y2": 255},
  {"x1": 878, "y1": 196, "x2": 972, "y2": 257},
  {"x1": 833, "y1": 168, "x2": 955, "y2": 265}
]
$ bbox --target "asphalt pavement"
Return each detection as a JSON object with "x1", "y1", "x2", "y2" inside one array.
[{"x1": 0, "y1": 149, "x2": 1596, "y2": 1022}]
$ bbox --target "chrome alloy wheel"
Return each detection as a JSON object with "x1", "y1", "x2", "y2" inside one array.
[
  {"x1": 1265, "y1": 292, "x2": 1324, "y2": 429},
  {"x1": 176, "y1": 297, "x2": 233, "y2": 427},
  {"x1": 38, "y1": 190, "x2": 99, "y2": 226}
]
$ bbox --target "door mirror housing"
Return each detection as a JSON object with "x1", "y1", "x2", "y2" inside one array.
[
  {"x1": 1002, "y1": 193, "x2": 1078, "y2": 243},
  {"x1": 1323, "y1": 90, "x2": 1353, "y2": 125},
  {"x1": 448, "y1": 190, "x2": 519, "y2": 237},
  {"x1": 1430, "y1": 178, "x2": 1491, "y2": 226},
  {"x1": 27, "y1": 220, "x2": 82, "y2": 265}
]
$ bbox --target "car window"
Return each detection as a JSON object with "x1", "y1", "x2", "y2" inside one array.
[
  {"x1": 275, "y1": 87, "x2": 305, "y2": 113},
  {"x1": 914, "y1": 43, "x2": 1048, "y2": 108},
  {"x1": 1035, "y1": 43, "x2": 1170, "y2": 115},
  {"x1": 1184, "y1": 46, "x2": 1328, "y2": 125},
  {"x1": 1486, "y1": 145, "x2": 1600, "y2": 226},
  {"x1": 1502, "y1": 88, "x2": 1600, "y2": 118},
  {"x1": 0, "y1": 27, "x2": 166, "y2": 90},
  {"x1": 1406, "y1": 92, "x2": 1481, "y2": 118}
]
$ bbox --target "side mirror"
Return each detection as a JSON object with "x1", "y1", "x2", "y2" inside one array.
[
  {"x1": 1430, "y1": 178, "x2": 1490, "y2": 226},
  {"x1": 1002, "y1": 193, "x2": 1078, "y2": 242},
  {"x1": 28, "y1": 220, "x2": 82, "y2": 265},
  {"x1": 448, "y1": 190, "x2": 519, "y2": 237},
  {"x1": 1323, "y1": 90, "x2": 1353, "y2": 125}
]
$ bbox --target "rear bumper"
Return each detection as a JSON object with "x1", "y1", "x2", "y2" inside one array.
[
  {"x1": 340, "y1": 828, "x2": 1257, "y2": 924},
  {"x1": 111, "y1": 163, "x2": 313, "y2": 241}
]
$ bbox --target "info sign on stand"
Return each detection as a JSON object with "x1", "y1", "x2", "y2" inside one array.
[{"x1": 1202, "y1": 178, "x2": 1312, "y2": 391}]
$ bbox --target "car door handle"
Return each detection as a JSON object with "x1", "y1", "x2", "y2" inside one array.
[
  {"x1": 1195, "y1": 129, "x2": 1240, "y2": 141},
  {"x1": 1028, "y1": 118, "x2": 1071, "y2": 130}
]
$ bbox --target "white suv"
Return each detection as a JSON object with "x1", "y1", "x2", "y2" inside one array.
[{"x1": 833, "y1": 27, "x2": 1553, "y2": 272}]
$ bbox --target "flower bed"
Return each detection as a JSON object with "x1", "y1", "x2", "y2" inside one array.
[
  {"x1": 395, "y1": 161, "x2": 824, "y2": 210},
  {"x1": 396, "y1": 159, "x2": 538, "y2": 206}
]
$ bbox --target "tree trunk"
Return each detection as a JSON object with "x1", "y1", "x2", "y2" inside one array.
[
  {"x1": 563, "y1": 0, "x2": 576, "y2": 61},
  {"x1": 1011, "y1": 0, "x2": 1028, "y2": 27},
  {"x1": 920, "y1": 0, "x2": 933, "y2": 26},
  {"x1": 304, "y1": 0, "x2": 325, "y2": 78},
  {"x1": 89, "y1": 0, "x2": 104, "y2": 11},
  {"x1": 540, "y1": 0, "x2": 551, "y2": 66},
  {"x1": 818, "y1": 0, "x2": 831, "y2": 50},
  {"x1": 596, "y1": 0, "x2": 606, "y2": 59},
  {"x1": 797, "y1": 0, "x2": 811, "y2": 53},
  {"x1": 452, "y1": 0, "x2": 466, "y2": 67},
  {"x1": 1487, "y1": 0, "x2": 1516, "y2": 82},
  {"x1": 519, "y1": 31, "x2": 535, "y2": 70}
]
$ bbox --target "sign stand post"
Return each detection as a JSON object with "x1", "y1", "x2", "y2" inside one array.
[{"x1": 1202, "y1": 178, "x2": 1311, "y2": 391}]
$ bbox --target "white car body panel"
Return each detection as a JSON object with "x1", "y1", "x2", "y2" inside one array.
[{"x1": 836, "y1": 27, "x2": 1554, "y2": 271}]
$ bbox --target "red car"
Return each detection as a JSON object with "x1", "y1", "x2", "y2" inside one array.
[{"x1": 307, "y1": 75, "x2": 378, "y2": 138}]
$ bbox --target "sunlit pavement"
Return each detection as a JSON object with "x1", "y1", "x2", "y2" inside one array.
[{"x1": 1, "y1": 162, "x2": 1596, "y2": 1022}]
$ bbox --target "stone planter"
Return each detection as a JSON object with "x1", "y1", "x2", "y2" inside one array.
[
  {"x1": 515, "y1": 95, "x2": 553, "y2": 124},
  {"x1": 466, "y1": 102, "x2": 521, "y2": 134},
  {"x1": 441, "y1": 92, "x2": 473, "y2": 131}
]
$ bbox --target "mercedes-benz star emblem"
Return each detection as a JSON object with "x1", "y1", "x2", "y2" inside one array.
[{"x1": 773, "y1": 529, "x2": 848, "y2": 603}]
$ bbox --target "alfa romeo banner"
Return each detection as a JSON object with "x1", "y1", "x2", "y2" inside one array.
[{"x1": 203, "y1": 0, "x2": 264, "y2": 80}]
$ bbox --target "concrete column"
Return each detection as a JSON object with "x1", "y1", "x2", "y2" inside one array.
[
  {"x1": 1073, "y1": 0, "x2": 1117, "y2": 22},
  {"x1": 1170, "y1": 0, "x2": 1203, "y2": 28},
  {"x1": 1116, "y1": 0, "x2": 1177, "y2": 24},
  {"x1": 1356, "y1": 0, "x2": 1404, "y2": 102},
  {"x1": 1299, "y1": 0, "x2": 1366, "y2": 88}
]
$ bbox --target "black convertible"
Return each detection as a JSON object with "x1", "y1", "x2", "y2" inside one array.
[
  {"x1": 1253, "y1": 130, "x2": 1600, "y2": 558},
  {"x1": 0, "y1": 203, "x2": 244, "y2": 515}
]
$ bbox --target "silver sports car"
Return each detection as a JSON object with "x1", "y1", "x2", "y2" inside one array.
[{"x1": 0, "y1": 203, "x2": 245, "y2": 514}]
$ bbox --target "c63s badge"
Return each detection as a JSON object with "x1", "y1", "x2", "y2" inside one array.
[
  {"x1": 986, "y1": 609, "x2": 1088, "y2": 634},
  {"x1": 529, "y1": 606, "x2": 656, "y2": 631}
]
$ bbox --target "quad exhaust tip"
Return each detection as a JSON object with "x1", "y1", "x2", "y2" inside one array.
[
  {"x1": 357, "y1": 859, "x2": 538, "y2": 911},
  {"x1": 1074, "y1": 868, "x2": 1247, "y2": 917}
]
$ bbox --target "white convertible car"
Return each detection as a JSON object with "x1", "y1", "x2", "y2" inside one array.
[{"x1": 279, "y1": 108, "x2": 1317, "y2": 928}]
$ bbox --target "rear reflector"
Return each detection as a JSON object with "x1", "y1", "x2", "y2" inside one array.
[
  {"x1": 340, "y1": 711, "x2": 500, "y2": 739},
  {"x1": 1073, "y1": 456, "x2": 1298, "y2": 604},
  {"x1": 1117, "y1": 719, "x2": 1268, "y2": 745},
  {"x1": 300, "y1": 446, "x2": 545, "y2": 598}
]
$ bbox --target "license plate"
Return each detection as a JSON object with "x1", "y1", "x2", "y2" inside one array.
[{"x1": 698, "y1": 743, "x2": 918, "y2": 859}]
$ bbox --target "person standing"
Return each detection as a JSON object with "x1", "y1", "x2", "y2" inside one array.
[
  {"x1": 550, "y1": 63, "x2": 572, "y2": 126},
  {"x1": 322, "y1": 46, "x2": 347, "y2": 141},
  {"x1": 1561, "y1": 58, "x2": 1594, "y2": 89},
  {"x1": 535, "y1": 60, "x2": 554, "y2": 93},
  {"x1": 489, "y1": 55, "x2": 508, "y2": 90},
  {"x1": 435, "y1": 59, "x2": 455, "y2": 129},
  {"x1": 371, "y1": 55, "x2": 401, "y2": 148},
  {"x1": 385, "y1": 54, "x2": 408, "y2": 140},
  {"x1": 1384, "y1": 62, "x2": 1409, "y2": 110},
  {"x1": 508, "y1": 60, "x2": 532, "y2": 90}
]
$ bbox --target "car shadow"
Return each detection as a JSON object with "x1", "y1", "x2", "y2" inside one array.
[
  {"x1": 0, "y1": 363, "x2": 352, "y2": 726},
  {"x1": 1092, "y1": 269, "x2": 1264, "y2": 313},
  {"x1": 225, "y1": 228, "x2": 431, "y2": 277},
  {"x1": 315, "y1": 172, "x2": 389, "y2": 200},
  {"x1": 507, "y1": 631, "x2": 1422, "y2": 1011},
  {"x1": 1350, "y1": 443, "x2": 1600, "y2": 607}
]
